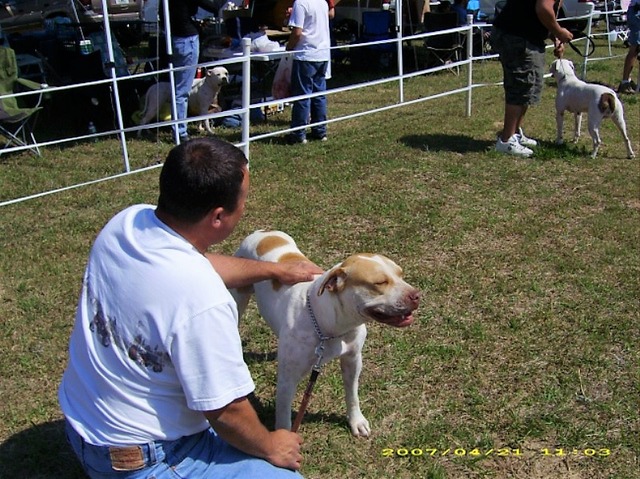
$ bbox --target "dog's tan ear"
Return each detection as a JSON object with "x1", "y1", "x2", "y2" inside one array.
[{"x1": 318, "y1": 267, "x2": 346, "y2": 295}]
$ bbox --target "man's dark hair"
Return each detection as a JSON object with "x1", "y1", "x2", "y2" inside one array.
[{"x1": 157, "y1": 138, "x2": 248, "y2": 223}]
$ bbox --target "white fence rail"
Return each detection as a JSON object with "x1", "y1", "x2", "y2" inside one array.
[{"x1": 0, "y1": 5, "x2": 626, "y2": 207}]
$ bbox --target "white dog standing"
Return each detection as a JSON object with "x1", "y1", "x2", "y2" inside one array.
[
  {"x1": 231, "y1": 230, "x2": 420, "y2": 437},
  {"x1": 550, "y1": 59, "x2": 635, "y2": 159},
  {"x1": 137, "y1": 66, "x2": 228, "y2": 136}
]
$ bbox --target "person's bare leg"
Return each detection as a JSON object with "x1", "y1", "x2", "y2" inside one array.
[
  {"x1": 501, "y1": 103, "x2": 527, "y2": 142},
  {"x1": 622, "y1": 45, "x2": 638, "y2": 82}
]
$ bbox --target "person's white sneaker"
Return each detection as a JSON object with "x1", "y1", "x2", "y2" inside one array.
[
  {"x1": 516, "y1": 128, "x2": 538, "y2": 147},
  {"x1": 495, "y1": 134, "x2": 534, "y2": 157}
]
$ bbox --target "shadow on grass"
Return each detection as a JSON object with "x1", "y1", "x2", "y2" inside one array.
[
  {"x1": 250, "y1": 392, "x2": 348, "y2": 434},
  {"x1": 400, "y1": 132, "x2": 613, "y2": 161},
  {"x1": 400, "y1": 133, "x2": 494, "y2": 154},
  {"x1": 0, "y1": 419, "x2": 87, "y2": 478}
]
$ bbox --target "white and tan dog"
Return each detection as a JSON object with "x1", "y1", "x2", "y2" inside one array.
[
  {"x1": 231, "y1": 230, "x2": 420, "y2": 437},
  {"x1": 550, "y1": 59, "x2": 635, "y2": 159},
  {"x1": 137, "y1": 66, "x2": 228, "y2": 136}
]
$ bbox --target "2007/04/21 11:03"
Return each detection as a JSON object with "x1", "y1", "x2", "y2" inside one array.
[{"x1": 381, "y1": 447, "x2": 612, "y2": 458}]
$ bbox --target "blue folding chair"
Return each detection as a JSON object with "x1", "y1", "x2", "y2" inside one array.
[{"x1": 353, "y1": 10, "x2": 395, "y2": 69}]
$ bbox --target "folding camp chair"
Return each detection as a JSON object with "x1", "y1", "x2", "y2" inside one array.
[
  {"x1": 0, "y1": 46, "x2": 46, "y2": 155},
  {"x1": 423, "y1": 11, "x2": 463, "y2": 75},
  {"x1": 352, "y1": 10, "x2": 395, "y2": 70}
]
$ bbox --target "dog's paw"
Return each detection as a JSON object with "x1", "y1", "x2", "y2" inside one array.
[{"x1": 348, "y1": 414, "x2": 371, "y2": 437}]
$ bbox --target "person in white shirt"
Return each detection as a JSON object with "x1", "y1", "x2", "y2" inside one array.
[
  {"x1": 59, "y1": 137, "x2": 322, "y2": 478},
  {"x1": 286, "y1": 0, "x2": 331, "y2": 144}
]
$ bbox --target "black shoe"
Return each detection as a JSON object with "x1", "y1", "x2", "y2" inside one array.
[
  {"x1": 286, "y1": 135, "x2": 307, "y2": 145},
  {"x1": 617, "y1": 81, "x2": 636, "y2": 94},
  {"x1": 179, "y1": 134, "x2": 190, "y2": 142}
]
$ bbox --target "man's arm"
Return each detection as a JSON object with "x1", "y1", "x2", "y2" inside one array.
[
  {"x1": 535, "y1": 0, "x2": 573, "y2": 43},
  {"x1": 286, "y1": 26, "x2": 303, "y2": 51},
  {"x1": 205, "y1": 253, "x2": 323, "y2": 288},
  {"x1": 205, "y1": 397, "x2": 303, "y2": 470},
  {"x1": 327, "y1": 0, "x2": 336, "y2": 19}
]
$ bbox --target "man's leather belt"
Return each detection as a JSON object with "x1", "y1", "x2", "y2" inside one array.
[{"x1": 108, "y1": 445, "x2": 146, "y2": 471}]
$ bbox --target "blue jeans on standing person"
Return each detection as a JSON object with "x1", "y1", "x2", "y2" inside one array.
[
  {"x1": 290, "y1": 60, "x2": 328, "y2": 141},
  {"x1": 65, "y1": 420, "x2": 303, "y2": 479},
  {"x1": 172, "y1": 34, "x2": 199, "y2": 139}
]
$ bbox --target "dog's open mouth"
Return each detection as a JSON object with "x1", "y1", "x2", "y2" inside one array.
[{"x1": 367, "y1": 308, "x2": 415, "y2": 328}]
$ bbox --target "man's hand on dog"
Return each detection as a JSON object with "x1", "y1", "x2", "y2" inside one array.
[
  {"x1": 206, "y1": 254, "x2": 322, "y2": 288},
  {"x1": 272, "y1": 260, "x2": 324, "y2": 285}
]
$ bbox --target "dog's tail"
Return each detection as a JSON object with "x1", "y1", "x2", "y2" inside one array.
[{"x1": 598, "y1": 93, "x2": 616, "y2": 116}]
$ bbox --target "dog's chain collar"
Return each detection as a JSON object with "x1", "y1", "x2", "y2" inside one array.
[
  {"x1": 306, "y1": 291, "x2": 339, "y2": 371},
  {"x1": 294, "y1": 292, "x2": 345, "y2": 433}
]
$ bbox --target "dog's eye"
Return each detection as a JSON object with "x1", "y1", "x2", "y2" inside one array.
[{"x1": 374, "y1": 280, "x2": 388, "y2": 286}]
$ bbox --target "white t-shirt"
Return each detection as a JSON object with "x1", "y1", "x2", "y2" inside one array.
[
  {"x1": 58, "y1": 205, "x2": 254, "y2": 446},
  {"x1": 288, "y1": 0, "x2": 331, "y2": 62}
]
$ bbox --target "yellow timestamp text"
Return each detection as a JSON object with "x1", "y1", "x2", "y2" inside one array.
[{"x1": 381, "y1": 447, "x2": 611, "y2": 458}]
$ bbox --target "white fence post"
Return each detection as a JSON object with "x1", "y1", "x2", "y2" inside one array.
[
  {"x1": 99, "y1": 0, "x2": 130, "y2": 172},
  {"x1": 466, "y1": 14, "x2": 474, "y2": 117},
  {"x1": 241, "y1": 37, "x2": 251, "y2": 161}
]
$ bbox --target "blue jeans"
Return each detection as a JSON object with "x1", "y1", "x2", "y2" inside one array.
[
  {"x1": 65, "y1": 421, "x2": 303, "y2": 479},
  {"x1": 172, "y1": 35, "x2": 199, "y2": 137},
  {"x1": 290, "y1": 60, "x2": 328, "y2": 140},
  {"x1": 628, "y1": 5, "x2": 640, "y2": 46}
]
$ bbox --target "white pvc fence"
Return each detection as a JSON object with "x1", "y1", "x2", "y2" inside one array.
[{"x1": 0, "y1": 2, "x2": 628, "y2": 207}]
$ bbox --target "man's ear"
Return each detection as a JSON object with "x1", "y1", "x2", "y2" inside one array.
[{"x1": 209, "y1": 206, "x2": 225, "y2": 228}]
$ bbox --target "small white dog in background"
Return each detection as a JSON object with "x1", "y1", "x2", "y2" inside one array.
[
  {"x1": 550, "y1": 59, "x2": 635, "y2": 159},
  {"x1": 137, "y1": 66, "x2": 229, "y2": 136}
]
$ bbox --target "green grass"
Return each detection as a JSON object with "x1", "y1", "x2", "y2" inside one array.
[{"x1": 0, "y1": 38, "x2": 638, "y2": 478}]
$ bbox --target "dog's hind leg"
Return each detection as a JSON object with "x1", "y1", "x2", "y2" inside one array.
[
  {"x1": 611, "y1": 110, "x2": 636, "y2": 159},
  {"x1": 204, "y1": 118, "x2": 216, "y2": 135}
]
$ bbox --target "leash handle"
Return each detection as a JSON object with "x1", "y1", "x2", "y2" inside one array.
[
  {"x1": 567, "y1": 36, "x2": 596, "y2": 58},
  {"x1": 552, "y1": 0, "x2": 595, "y2": 58},
  {"x1": 291, "y1": 369, "x2": 320, "y2": 433}
]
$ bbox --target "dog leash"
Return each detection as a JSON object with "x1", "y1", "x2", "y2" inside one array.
[
  {"x1": 290, "y1": 292, "x2": 339, "y2": 433},
  {"x1": 553, "y1": 0, "x2": 596, "y2": 58},
  {"x1": 566, "y1": 36, "x2": 596, "y2": 58}
]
